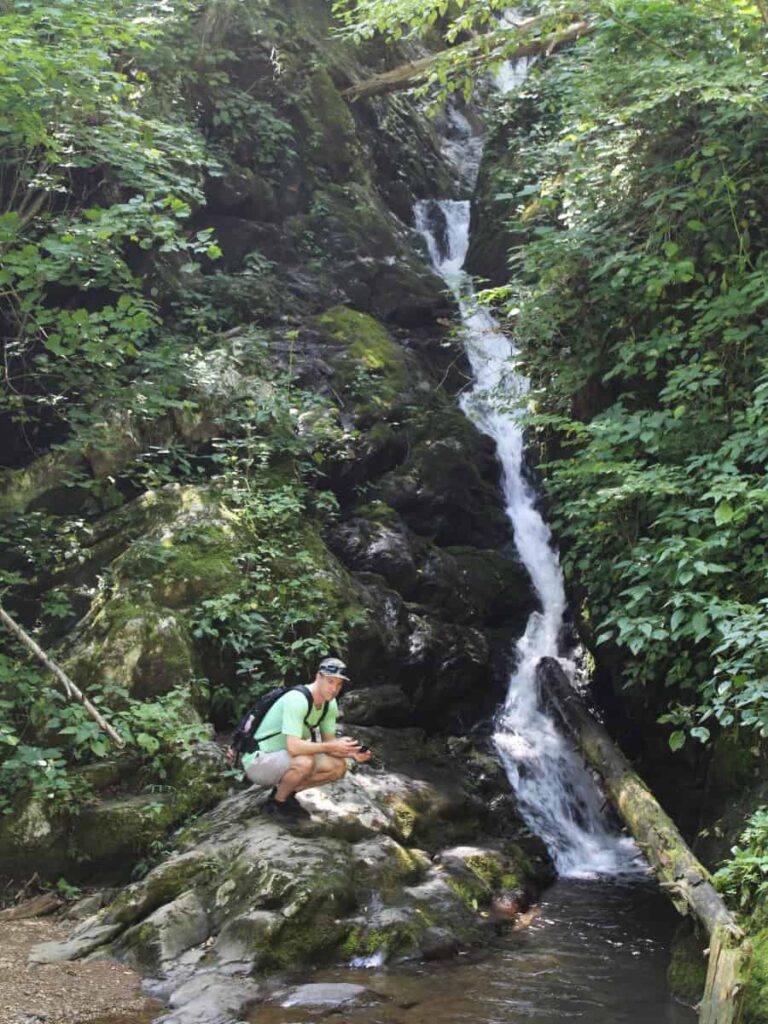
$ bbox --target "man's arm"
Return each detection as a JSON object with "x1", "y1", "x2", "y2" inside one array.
[{"x1": 285, "y1": 733, "x2": 360, "y2": 757}]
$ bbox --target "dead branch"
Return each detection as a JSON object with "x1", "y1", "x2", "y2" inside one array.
[
  {"x1": 0, "y1": 605, "x2": 125, "y2": 748},
  {"x1": 342, "y1": 21, "x2": 593, "y2": 102}
]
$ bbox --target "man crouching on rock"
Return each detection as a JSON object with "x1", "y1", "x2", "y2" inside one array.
[{"x1": 241, "y1": 658, "x2": 371, "y2": 823}]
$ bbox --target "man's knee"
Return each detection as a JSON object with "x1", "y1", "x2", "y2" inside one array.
[
  {"x1": 289, "y1": 755, "x2": 315, "y2": 778},
  {"x1": 329, "y1": 757, "x2": 346, "y2": 781}
]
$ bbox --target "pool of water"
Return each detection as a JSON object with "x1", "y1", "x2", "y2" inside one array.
[{"x1": 252, "y1": 878, "x2": 697, "y2": 1024}]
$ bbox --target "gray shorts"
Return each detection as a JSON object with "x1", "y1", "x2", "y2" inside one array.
[{"x1": 244, "y1": 749, "x2": 293, "y2": 788}]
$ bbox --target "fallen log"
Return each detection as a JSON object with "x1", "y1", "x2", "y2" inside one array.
[
  {"x1": 0, "y1": 892, "x2": 62, "y2": 921},
  {"x1": 538, "y1": 657, "x2": 751, "y2": 1024},
  {"x1": 342, "y1": 21, "x2": 593, "y2": 102},
  {"x1": 0, "y1": 605, "x2": 124, "y2": 748}
]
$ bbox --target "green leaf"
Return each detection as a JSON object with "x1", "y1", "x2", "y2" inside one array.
[
  {"x1": 669, "y1": 731, "x2": 686, "y2": 752},
  {"x1": 714, "y1": 501, "x2": 734, "y2": 525}
]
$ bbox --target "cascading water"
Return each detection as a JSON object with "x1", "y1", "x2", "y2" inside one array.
[{"x1": 414, "y1": 78, "x2": 640, "y2": 878}]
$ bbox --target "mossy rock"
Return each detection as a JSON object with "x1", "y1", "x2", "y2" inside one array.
[
  {"x1": 445, "y1": 545, "x2": 535, "y2": 625},
  {"x1": 298, "y1": 68, "x2": 366, "y2": 181},
  {"x1": 69, "y1": 743, "x2": 226, "y2": 881},
  {"x1": 0, "y1": 798, "x2": 69, "y2": 880},
  {"x1": 67, "y1": 595, "x2": 197, "y2": 699},
  {"x1": 342, "y1": 905, "x2": 430, "y2": 961},
  {"x1": 315, "y1": 304, "x2": 410, "y2": 413},
  {"x1": 0, "y1": 452, "x2": 86, "y2": 518}
]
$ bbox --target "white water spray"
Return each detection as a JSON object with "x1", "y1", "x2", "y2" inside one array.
[{"x1": 414, "y1": 69, "x2": 640, "y2": 876}]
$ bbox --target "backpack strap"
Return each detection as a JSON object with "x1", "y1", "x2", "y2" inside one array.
[{"x1": 298, "y1": 685, "x2": 330, "y2": 743}]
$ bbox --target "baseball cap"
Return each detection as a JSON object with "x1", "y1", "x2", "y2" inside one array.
[{"x1": 318, "y1": 657, "x2": 350, "y2": 681}]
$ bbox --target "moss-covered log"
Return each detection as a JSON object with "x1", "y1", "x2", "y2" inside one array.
[
  {"x1": 538, "y1": 657, "x2": 752, "y2": 1024},
  {"x1": 342, "y1": 22, "x2": 593, "y2": 102}
]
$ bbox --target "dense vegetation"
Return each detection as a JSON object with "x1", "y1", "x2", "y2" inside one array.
[
  {"x1": 2, "y1": 0, "x2": 766, "y2": 943},
  {"x1": 488, "y1": 2, "x2": 768, "y2": 756},
  {"x1": 0, "y1": 0, "x2": 361, "y2": 816}
]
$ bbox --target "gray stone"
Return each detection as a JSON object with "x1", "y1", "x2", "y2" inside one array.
[
  {"x1": 158, "y1": 972, "x2": 261, "y2": 1024},
  {"x1": 279, "y1": 982, "x2": 368, "y2": 1008},
  {"x1": 29, "y1": 922, "x2": 124, "y2": 963}
]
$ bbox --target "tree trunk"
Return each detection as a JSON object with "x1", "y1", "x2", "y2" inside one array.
[
  {"x1": 538, "y1": 657, "x2": 751, "y2": 1024},
  {"x1": 342, "y1": 22, "x2": 593, "y2": 102}
]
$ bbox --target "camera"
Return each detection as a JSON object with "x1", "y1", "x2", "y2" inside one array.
[{"x1": 357, "y1": 744, "x2": 370, "y2": 754}]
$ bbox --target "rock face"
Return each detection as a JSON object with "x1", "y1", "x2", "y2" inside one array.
[{"x1": 32, "y1": 729, "x2": 552, "y2": 1022}]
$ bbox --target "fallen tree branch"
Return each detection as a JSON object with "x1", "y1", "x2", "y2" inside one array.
[
  {"x1": 538, "y1": 657, "x2": 751, "y2": 1024},
  {"x1": 342, "y1": 21, "x2": 594, "y2": 101},
  {"x1": 0, "y1": 605, "x2": 125, "y2": 748}
]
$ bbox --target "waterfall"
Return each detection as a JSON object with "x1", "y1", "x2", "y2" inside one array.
[{"x1": 414, "y1": 73, "x2": 641, "y2": 877}]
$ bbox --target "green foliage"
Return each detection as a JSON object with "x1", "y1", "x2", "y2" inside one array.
[
  {"x1": 0, "y1": 630, "x2": 208, "y2": 813},
  {"x1": 0, "y1": 0, "x2": 219, "y2": 442},
  {"x1": 191, "y1": 376, "x2": 365, "y2": 718},
  {"x1": 714, "y1": 808, "x2": 768, "y2": 917},
  {"x1": 469, "y1": 0, "x2": 768, "y2": 744}
]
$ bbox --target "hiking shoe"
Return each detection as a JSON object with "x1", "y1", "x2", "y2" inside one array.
[
  {"x1": 284, "y1": 793, "x2": 311, "y2": 819},
  {"x1": 262, "y1": 796, "x2": 300, "y2": 823}
]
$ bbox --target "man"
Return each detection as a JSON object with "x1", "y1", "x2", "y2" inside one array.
[{"x1": 241, "y1": 657, "x2": 371, "y2": 822}]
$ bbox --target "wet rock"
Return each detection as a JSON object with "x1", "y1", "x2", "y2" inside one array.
[
  {"x1": 277, "y1": 982, "x2": 368, "y2": 1008},
  {"x1": 401, "y1": 613, "x2": 494, "y2": 729},
  {"x1": 374, "y1": 434, "x2": 509, "y2": 548},
  {"x1": 345, "y1": 573, "x2": 411, "y2": 685},
  {"x1": 159, "y1": 971, "x2": 261, "y2": 1024},
  {"x1": 328, "y1": 517, "x2": 419, "y2": 595},
  {"x1": 341, "y1": 684, "x2": 413, "y2": 728}
]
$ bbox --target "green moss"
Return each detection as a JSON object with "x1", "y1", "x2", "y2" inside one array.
[
  {"x1": 744, "y1": 927, "x2": 768, "y2": 1024},
  {"x1": 390, "y1": 798, "x2": 418, "y2": 841},
  {"x1": 300, "y1": 68, "x2": 364, "y2": 180},
  {"x1": 118, "y1": 506, "x2": 239, "y2": 610},
  {"x1": 355, "y1": 500, "x2": 399, "y2": 526},
  {"x1": 445, "y1": 876, "x2": 482, "y2": 911},
  {"x1": 109, "y1": 853, "x2": 218, "y2": 925},
  {"x1": 71, "y1": 794, "x2": 178, "y2": 870},
  {"x1": 667, "y1": 922, "x2": 707, "y2": 1007},
  {"x1": 0, "y1": 452, "x2": 82, "y2": 517},
  {"x1": 315, "y1": 304, "x2": 408, "y2": 411},
  {"x1": 342, "y1": 910, "x2": 430, "y2": 960}
]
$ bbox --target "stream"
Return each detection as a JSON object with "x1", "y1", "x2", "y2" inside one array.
[{"x1": 251, "y1": 879, "x2": 694, "y2": 1024}]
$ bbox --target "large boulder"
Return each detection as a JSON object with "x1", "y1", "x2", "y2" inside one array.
[
  {"x1": 31, "y1": 729, "x2": 552, "y2": 1017},
  {"x1": 0, "y1": 742, "x2": 227, "y2": 881}
]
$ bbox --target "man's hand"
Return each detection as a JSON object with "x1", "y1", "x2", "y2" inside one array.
[
  {"x1": 351, "y1": 748, "x2": 372, "y2": 764},
  {"x1": 326, "y1": 736, "x2": 361, "y2": 758}
]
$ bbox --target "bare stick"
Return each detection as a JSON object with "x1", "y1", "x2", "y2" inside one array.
[{"x1": 0, "y1": 605, "x2": 125, "y2": 748}]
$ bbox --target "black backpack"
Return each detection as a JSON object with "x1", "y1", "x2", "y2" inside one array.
[{"x1": 228, "y1": 685, "x2": 329, "y2": 766}]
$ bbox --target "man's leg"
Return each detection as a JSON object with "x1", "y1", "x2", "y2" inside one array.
[
  {"x1": 293, "y1": 753, "x2": 346, "y2": 792},
  {"x1": 274, "y1": 755, "x2": 315, "y2": 802}
]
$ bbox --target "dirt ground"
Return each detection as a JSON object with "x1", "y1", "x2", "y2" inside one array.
[{"x1": 0, "y1": 917, "x2": 163, "y2": 1024}]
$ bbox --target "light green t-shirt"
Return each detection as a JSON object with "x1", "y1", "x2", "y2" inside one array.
[{"x1": 241, "y1": 690, "x2": 338, "y2": 770}]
